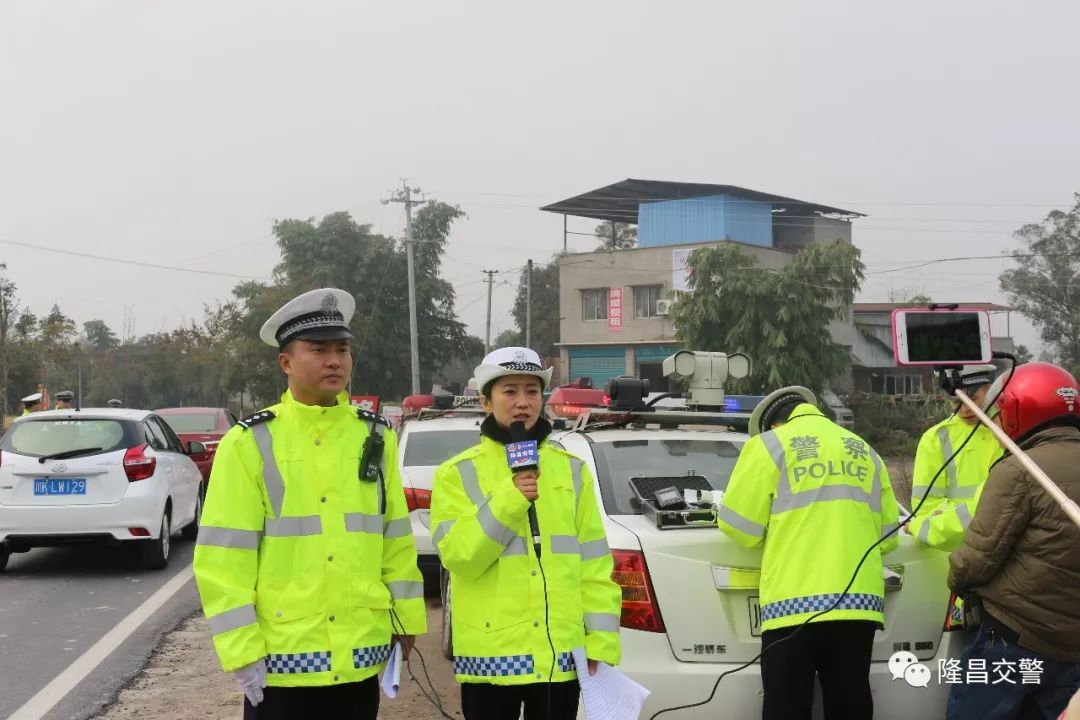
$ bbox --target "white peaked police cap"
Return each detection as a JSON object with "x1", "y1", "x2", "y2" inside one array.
[{"x1": 473, "y1": 347, "x2": 554, "y2": 394}]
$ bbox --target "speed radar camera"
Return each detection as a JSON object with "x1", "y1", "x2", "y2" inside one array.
[{"x1": 663, "y1": 350, "x2": 751, "y2": 408}]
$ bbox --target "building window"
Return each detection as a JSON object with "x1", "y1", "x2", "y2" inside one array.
[
  {"x1": 633, "y1": 285, "x2": 663, "y2": 318},
  {"x1": 581, "y1": 289, "x2": 608, "y2": 321},
  {"x1": 876, "y1": 373, "x2": 924, "y2": 395}
]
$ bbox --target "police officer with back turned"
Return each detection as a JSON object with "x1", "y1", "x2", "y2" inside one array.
[
  {"x1": 718, "y1": 386, "x2": 899, "y2": 720},
  {"x1": 193, "y1": 288, "x2": 426, "y2": 719}
]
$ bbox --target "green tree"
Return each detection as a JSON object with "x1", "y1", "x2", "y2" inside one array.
[
  {"x1": 672, "y1": 240, "x2": 864, "y2": 393},
  {"x1": 1000, "y1": 194, "x2": 1080, "y2": 368},
  {"x1": 83, "y1": 320, "x2": 119, "y2": 350},
  {"x1": 1014, "y1": 344, "x2": 1033, "y2": 365},
  {"x1": 512, "y1": 258, "x2": 560, "y2": 360},
  {"x1": 0, "y1": 263, "x2": 19, "y2": 415},
  {"x1": 595, "y1": 222, "x2": 637, "y2": 250}
]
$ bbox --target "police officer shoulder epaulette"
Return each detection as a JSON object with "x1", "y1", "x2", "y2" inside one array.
[
  {"x1": 356, "y1": 408, "x2": 390, "y2": 428},
  {"x1": 237, "y1": 409, "x2": 276, "y2": 429}
]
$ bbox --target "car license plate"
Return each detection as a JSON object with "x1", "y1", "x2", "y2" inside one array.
[
  {"x1": 33, "y1": 478, "x2": 87, "y2": 495},
  {"x1": 749, "y1": 596, "x2": 762, "y2": 637}
]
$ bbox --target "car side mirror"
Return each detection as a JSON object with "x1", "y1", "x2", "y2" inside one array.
[{"x1": 187, "y1": 441, "x2": 207, "y2": 455}]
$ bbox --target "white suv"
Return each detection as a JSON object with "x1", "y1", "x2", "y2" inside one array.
[
  {"x1": 397, "y1": 407, "x2": 485, "y2": 590},
  {"x1": 0, "y1": 409, "x2": 204, "y2": 571}
]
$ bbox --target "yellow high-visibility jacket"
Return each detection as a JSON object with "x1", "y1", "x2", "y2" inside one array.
[
  {"x1": 719, "y1": 405, "x2": 899, "y2": 632},
  {"x1": 193, "y1": 390, "x2": 426, "y2": 687},
  {"x1": 909, "y1": 414, "x2": 1001, "y2": 551},
  {"x1": 431, "y1": 434, "x2": 621, "y2": 685}
]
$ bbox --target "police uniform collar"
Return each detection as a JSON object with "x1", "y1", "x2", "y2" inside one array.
[{"x1": 480, "y1": 415, "x2": 552, "y2": 446}]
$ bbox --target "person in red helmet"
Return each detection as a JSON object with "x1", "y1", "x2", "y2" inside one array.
[{"x1": 947, "y1": 362, "x2": 1080, "y2": 720}]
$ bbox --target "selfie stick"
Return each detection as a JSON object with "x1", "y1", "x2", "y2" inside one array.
[{"x1": 952, "y1": 388, "x2": 1080, "y2": 531}]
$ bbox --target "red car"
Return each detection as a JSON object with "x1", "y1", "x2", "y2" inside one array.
[{"x1": 156, "y1": 407, "x2": 238, "y2": 488}]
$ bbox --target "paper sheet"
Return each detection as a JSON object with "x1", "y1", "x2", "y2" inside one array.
[
  {"x1": 381, "y1": 642, "x2": 402, "y2": 699},
  {"x1": 573, "y1": 647, "x2": 650, "y2": 720}
]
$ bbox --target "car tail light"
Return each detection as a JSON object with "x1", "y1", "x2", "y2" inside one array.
[
  {"x1": 611, "y1": 549, "x2": 666, "y2": 633},
  {"x1": 129, "y1": 527, "x2": 151, "y2": 537},
  {"x1": 406, "y1": 487, "x2": 431, "y2": 512},
  {"x1": 124, "y1": 444, "x2": 157, "y2": 482},
  {"x1": 943, "y1": 591, "x2": 963, "y2": 632}
]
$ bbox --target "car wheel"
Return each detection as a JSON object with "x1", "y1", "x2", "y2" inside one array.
[
  {"x1": 138, "y1": 510, "x2": 171, "y2": 570},
  {"x1": 440, "y1": 567, "x2": 453, "y2": 660},
  {"x1": 0, "y1": 547, "x2": 9, "y2": 573},
  {"x1": 180, "y1": 489, "x2": 202, "y2": 542}
]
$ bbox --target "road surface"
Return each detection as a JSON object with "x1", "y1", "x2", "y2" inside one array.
[{"x1": 0, "y1": 540, "x2": 200, "y2": 720}]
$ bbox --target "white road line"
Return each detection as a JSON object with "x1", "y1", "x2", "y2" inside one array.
[{"x1": 8, "y1": 563, "x2": 195, "y2": 720}]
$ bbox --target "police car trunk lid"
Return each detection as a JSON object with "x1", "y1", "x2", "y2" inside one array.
[{"x1": 625, "y1": 513, "x2": 952, "y2": 665}]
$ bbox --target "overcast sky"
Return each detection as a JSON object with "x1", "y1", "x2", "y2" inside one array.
[{"x1": 3, "y1": 0, "x2": 1077, "y2": 357}]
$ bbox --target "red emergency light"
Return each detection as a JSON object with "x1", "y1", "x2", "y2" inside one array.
[{"x1": 546, "y1": 387, "x2": 610, "y2": 420}]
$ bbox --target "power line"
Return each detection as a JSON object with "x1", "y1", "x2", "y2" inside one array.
[{"x1": 0, "y1": 236, "x2": 267, "y2": 280}]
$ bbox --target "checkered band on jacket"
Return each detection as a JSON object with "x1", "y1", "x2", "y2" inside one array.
[
  {"x1": 353, "y1": 644, "x2": 393, "y2": 669},
  {"x1": 556, "y1": 651, "x2": 575, "y2": 673},
  {"x1": 266, "y1": 651, "x2": 332, "y2": 674},
  {"x1": 761, "y1": 592, "x2": 885, "y2": 622},
  {"x1": 454, "y1": 654, "x2": 536, "y2": 677}
]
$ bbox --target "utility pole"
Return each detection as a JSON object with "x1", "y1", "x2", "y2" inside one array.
[
  {"x1": 384, "y1": 180, "x2": 426, "y2": 395},
  {"x1": 525, "y1": 259, "x2": 533, "y2": 348},
  {"x1": 482, "y1": 270, "x2": 497, "y2": 353}
]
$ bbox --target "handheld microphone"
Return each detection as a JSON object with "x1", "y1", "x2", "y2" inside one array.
[{"x1": 507, "y1": 421, "x2": 542, "y2": 558}]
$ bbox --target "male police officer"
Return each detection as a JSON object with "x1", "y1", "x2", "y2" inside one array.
[
  {"x1": 719, "y1": 386, "x2": 899, "y2": 720},
  {"x1": 21, "y1": 392, "x2": 42, "y2": 415},
  {"x1": 193, "y1": 288, "x2": 426, "y2": 719},
  {"x1": 908, "y1": 365, "x2": 1001, "y2": 550},
  {"x1": 54, "y1": 391, "x2": 74, "y2": 410}
]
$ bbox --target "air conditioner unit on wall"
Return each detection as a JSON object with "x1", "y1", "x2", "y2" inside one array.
[{"x1": 655, "y1": 299, "x2": 673, "y2": 316}]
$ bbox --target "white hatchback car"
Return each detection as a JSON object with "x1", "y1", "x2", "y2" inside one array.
[
  {"x1": 397, "y1": 407, "x2": 484, "y2": 589},
  {"x1": 441, "y1": 397, "x2": 966, "y2": 718},
  {"x1": 0, "y1": 409, "x2": 203, "y2": 571}
]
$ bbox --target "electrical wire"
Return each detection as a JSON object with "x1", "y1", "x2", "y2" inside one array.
[
  {"x1": 389, "y1": 608, "x2": 456, "y2": 720},
  {"x1": 648, "y1": 355, "x2": 1017, "y2": 719},
  {"x1": 0, "y1": 236, "x2": 267, "y2": 280}
]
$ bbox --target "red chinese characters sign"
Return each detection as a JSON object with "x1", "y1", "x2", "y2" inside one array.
[{"x1": 608, "y1": 287, "x2": 624, "y2": 332}]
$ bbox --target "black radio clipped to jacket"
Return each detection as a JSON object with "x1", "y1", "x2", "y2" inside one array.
[
  {"x1": 359, "y1": 432, "x2": 384, "y2": 482},
  {"x1": 356, "y1": 408, "x2": 388, "y2": 484}
]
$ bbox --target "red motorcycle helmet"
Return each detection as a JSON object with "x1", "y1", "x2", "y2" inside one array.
[{"x1": 992, "y1": 362, "x2": 1080, "y2": 441}]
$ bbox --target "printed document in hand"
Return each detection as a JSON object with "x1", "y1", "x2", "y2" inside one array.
[
  {"x1": 381, "y1": 642, "x2": 402, "y2": 699},
  {"x1": 572, "y1": 647, "x2": 650, "y2": 720}
]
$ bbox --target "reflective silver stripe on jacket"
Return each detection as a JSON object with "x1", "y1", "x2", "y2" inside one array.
[
  {"x1": 938, "y1": 426, "x2": 959, "y2": 495},
  {"x1": 387, "y1": 580, "x2": 424, "y2": 600},
  {"x1": 583, "y1": 612, "x2": 620, "y2": 633},
  {"x1": 344, "y1": 513, "x2": 383, "y2": 534},
  {"x1": 550, "y1": 535, "x2": 579, "y2": 555},
  {"x1": 762, "y1": 429, "x2": 882, "y2": 516},
  {"x1": 197, "y1": 526, "x2": 261, "y2": 550},
  {"x1": 383, "y1": 517, "x2": 412, "y2": 539},
  {"x1": 502, "y1": 536, "x2": 527, "y2": 556},
  {"x1": 457, "y1": 459, "x2": 521, "y2": 551},
  {"x1": 265, "y1": 515, "x2": 322, "y2": 537},
  {"x1": 956, "y1": 503, "x2": 973, "y2": 529},
  {"x1": 578, "y1": 537, "x2": 610, "y2": 561},
  {"x1": 207, "y1": 604, "x2": 257, "y2": 636},
  {"x1": 918, "y1": 517, "x2": 932, "y2": 545},
  {"x1": 717, "y1": 505, "x2": 766, "y2": 538},
  {"x1": 570, "y1": 457, "x2": 584, "y2": 512},
  {"x1": 433, "y1": 520, "x2": 454, "y2": 547},
  {"x1": 251, "y1": 423, "x2": 285, "y2": 517}
]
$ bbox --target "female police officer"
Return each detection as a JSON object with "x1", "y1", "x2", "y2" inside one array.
[{"x1": 430, "y1": 347, "x2": 622, "y2": 720}]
